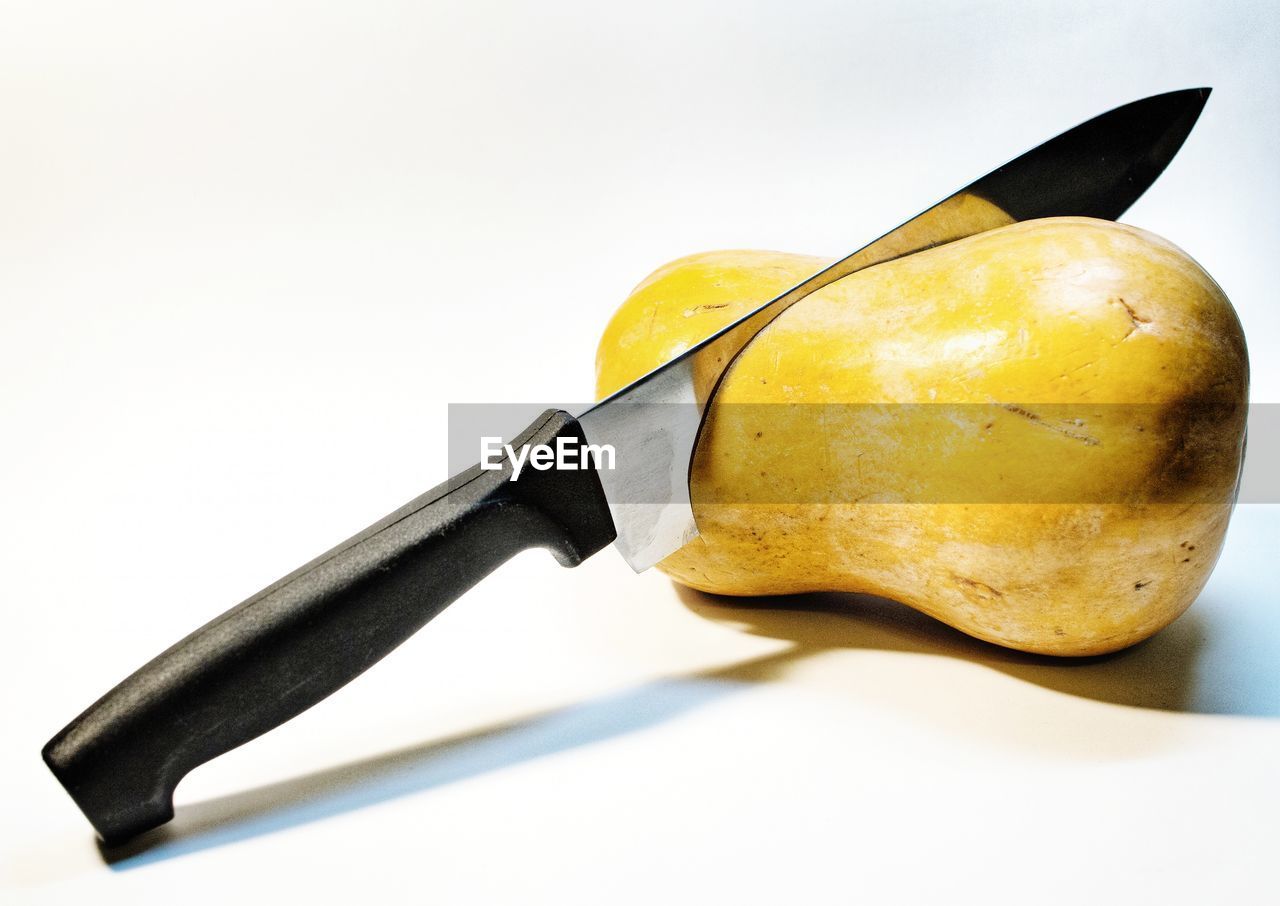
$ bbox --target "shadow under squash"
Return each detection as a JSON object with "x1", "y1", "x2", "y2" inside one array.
[{"x1": 676, "y1": 585, "x2": 1272, "y2": 717}]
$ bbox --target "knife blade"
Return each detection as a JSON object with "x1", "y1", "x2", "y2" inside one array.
[
  {"x1": 580, "y1": 86, "x2": 1212, "y2": 570},
  {"x1": 42, "y1": 88, "x2": 1210, "y2": 845}
]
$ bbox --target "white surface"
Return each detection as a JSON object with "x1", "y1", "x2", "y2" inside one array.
[{"x1": 3, "y1": 2, "x2": 1278, "y2": 903}]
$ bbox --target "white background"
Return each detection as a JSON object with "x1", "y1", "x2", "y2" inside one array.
[{"x1": 3, "y1": 1, "x2": 1278, "y2": 903}]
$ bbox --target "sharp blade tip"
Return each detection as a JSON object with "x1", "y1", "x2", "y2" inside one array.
[
  {"x1": 1171, "y1": 86, "x2": 1212, "y2": 111},
  {"x1": 1139, "y1": 87, "x2": 1212, "y2": 138},
  {"x1": 1179, "y1": 86, "x2": 1212, "y2": 125},
  {"x1": 1134, "y1": 86, "x2": 1212, "y2": 110},
  {"x1": 1139, "y1": 86, "x2": 1211, "y2": 111},
  {"x1": 1188, "y1": 85, "x2": 1212, "y2": 105}
]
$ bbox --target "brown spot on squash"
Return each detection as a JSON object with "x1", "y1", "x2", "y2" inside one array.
[{"x1": 952, "y1": 574, "x2": 1004, "y2": 601}]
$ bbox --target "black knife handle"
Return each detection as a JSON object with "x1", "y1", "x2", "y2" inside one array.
[{"x1": 42, "y1": 409, "x2": 615, "y2": 845}]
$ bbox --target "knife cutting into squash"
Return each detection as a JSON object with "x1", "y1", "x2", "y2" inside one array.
[{"x1": 45, "y1": 88, "x2": 1243, "y2": 845}]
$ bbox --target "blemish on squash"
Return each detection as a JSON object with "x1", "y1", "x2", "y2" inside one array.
[
  {"x1": 952, "y1": 574, "x2": 1004, "y2": 600},
  {"x1": 1152, "y1": 392, "x2": 1243, "y2": 501},
  {"x1": 1110, "y1": 295, "x2": 1151, "y2": 340},
  {"x1": 682, "y1": 303, "x2": 732, "y2": 318},
  {"x1": 1001, "y1": 404, "x2": 1099, "y2": 446}
]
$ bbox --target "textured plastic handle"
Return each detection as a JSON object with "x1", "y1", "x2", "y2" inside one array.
[{"x1": 43, "y1": 409, "x2": 616, "y2": 845}]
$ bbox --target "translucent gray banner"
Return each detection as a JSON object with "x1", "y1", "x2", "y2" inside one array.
[{"x1": 448, "y1": 402, "x2": 1274, "y2": 504}]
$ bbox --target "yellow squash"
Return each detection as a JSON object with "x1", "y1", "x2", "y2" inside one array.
[{"x1": 594, "y1": 217, "x2": 1248, "y2": 656}]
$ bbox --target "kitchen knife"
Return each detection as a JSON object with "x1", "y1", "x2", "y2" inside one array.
[{"x1": 43, "y1": 88, "x2": 1210, "y2": 845}]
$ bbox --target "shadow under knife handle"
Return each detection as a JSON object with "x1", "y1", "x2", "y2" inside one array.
[{"x1": 42, "y1": 409, "x2": 615, "y2": 845}]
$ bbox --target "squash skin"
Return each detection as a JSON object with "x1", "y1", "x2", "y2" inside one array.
[{"x1": 594, "y1": 218, "x2": 1248, "y2": 656}]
